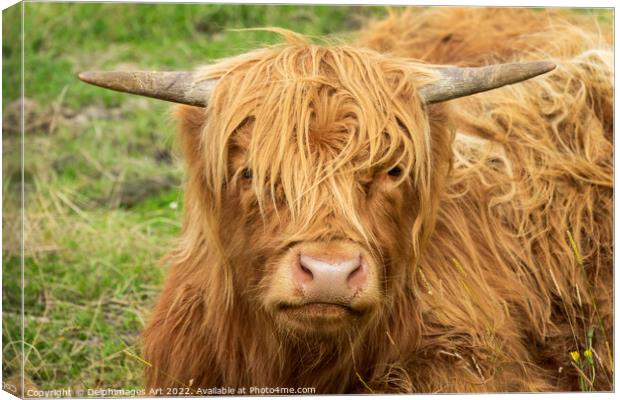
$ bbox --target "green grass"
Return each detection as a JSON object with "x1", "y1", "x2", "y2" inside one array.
[
  {"x1": 2, "y1": 2, "x2": 389, "y2": 391},
  {"x1": 11, "y1": 3, "x2": 386, "y2": 109},
  {"x1": 2, "y1": 3, "x2": 612, "y2": 393}
]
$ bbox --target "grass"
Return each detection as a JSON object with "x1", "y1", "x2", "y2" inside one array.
[
  {"x1": 1, "y1": 3, "x2": 612, "y2": 393},
  {"x1": 2, "y1": 2, "x2": 389, "y2": 391},
  {"x1": 566, "y1": 230, "x2": 613, "y2": 392}
]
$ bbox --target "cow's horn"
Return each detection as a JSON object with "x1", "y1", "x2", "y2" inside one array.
[
  {"x1": 77, "y1": 71, "x2": 216, "y2": 107},
  {"x1": 418, "y1": 61, "x2": 556, "y2": 104}
]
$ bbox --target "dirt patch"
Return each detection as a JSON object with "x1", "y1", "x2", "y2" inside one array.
[
  {"x1": 2, "y1": 97, "x2": 132, "y2": 136},
  {"x1": 106, "y1": 174, "x2": 180, "y2": 209}
]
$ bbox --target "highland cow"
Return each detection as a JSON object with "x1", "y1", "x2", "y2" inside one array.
[{"x1": 79, "y1": 8, "x2": 613, "y2": 393}]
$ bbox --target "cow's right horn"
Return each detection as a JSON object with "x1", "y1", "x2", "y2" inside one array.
[{"x1": 77, "y1": 71, "x2": 216, "y2": 107}]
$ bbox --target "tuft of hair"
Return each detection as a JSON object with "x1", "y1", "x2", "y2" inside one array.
[{"x1": 193, "y1": 33, "x2": 443, "y2": 259}]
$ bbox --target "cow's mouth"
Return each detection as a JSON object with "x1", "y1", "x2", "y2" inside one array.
[
  {"x1": 275, "y1": 302, "x2": 367, "y2": 334},
  {"x1": 278, "y1": 302, "x2": 361, "y2": 318}
]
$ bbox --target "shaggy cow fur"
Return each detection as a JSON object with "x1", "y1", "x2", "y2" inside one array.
[{"x1": 141, "y1": 8, "x2": 613, "y2": 393}]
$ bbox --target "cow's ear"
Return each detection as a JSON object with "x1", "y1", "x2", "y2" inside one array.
[{"x1": 175, "y1": 104, "x2": 207, "y2": 167}]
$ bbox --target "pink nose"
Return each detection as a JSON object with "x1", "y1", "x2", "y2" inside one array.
[{"x1": 293, "y1": 253, "x2": 368, "y2": 301}]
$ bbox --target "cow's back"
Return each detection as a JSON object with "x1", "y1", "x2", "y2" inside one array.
[{"x1": 358, "y1": 8, "x2": 610, "y2": 65}]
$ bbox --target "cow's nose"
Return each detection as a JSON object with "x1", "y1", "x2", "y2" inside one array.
[{"x1": 293, "y1": 253, "x2": 368, "y2": 300}]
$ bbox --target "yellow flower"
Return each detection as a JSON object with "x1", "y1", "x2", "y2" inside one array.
[
  {"x1": 584, "y1": 349, "x2": 594, "y2": 365},
  {"x1": 570, "y1": 351, "x2": 580, "y2": 363}
]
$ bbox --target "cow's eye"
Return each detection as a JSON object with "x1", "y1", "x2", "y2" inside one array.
[
  {"x1": 241, "y1": 168, "x2": 253, "y2": 180},
  {"x1": 387, "y1": 166, "x2": 402, "y2": 177}
]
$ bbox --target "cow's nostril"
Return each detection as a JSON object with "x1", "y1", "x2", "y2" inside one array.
[
  {"x1": 294, "y1": 255, "x2": 314, "y2": 284},
  {"x1": 300, "y1": 262, "x2": 314, "y2": 279},
  {"x1": 346, "y1": 261, "x2": 367, "y2": 289},
  {"x1": 348, "y1": 264, "x2": 362, "y2": 281}
]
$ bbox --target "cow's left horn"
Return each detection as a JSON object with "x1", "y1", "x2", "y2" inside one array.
[
  {"x1": 77, "y1": 71, "x2": 216, "y2": 107},
  {"x1": 418, "y1": 61, "x2": 556, "y2": 104}
]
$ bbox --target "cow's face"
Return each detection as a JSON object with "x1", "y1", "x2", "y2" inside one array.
[
  {"x1": 222, "y1": 115, "x2": 420, "y2": 336},
  {"x1": 79, "y1": 37, "x2": 551, "y2": 339},
  {"x1": 198, "y1": 45, "x2": 452, "y2": 337}
]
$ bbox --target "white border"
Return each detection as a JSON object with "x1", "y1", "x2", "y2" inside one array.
[{"x1": 0, "y1": 1, "x2": 616, "y2": 400}]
